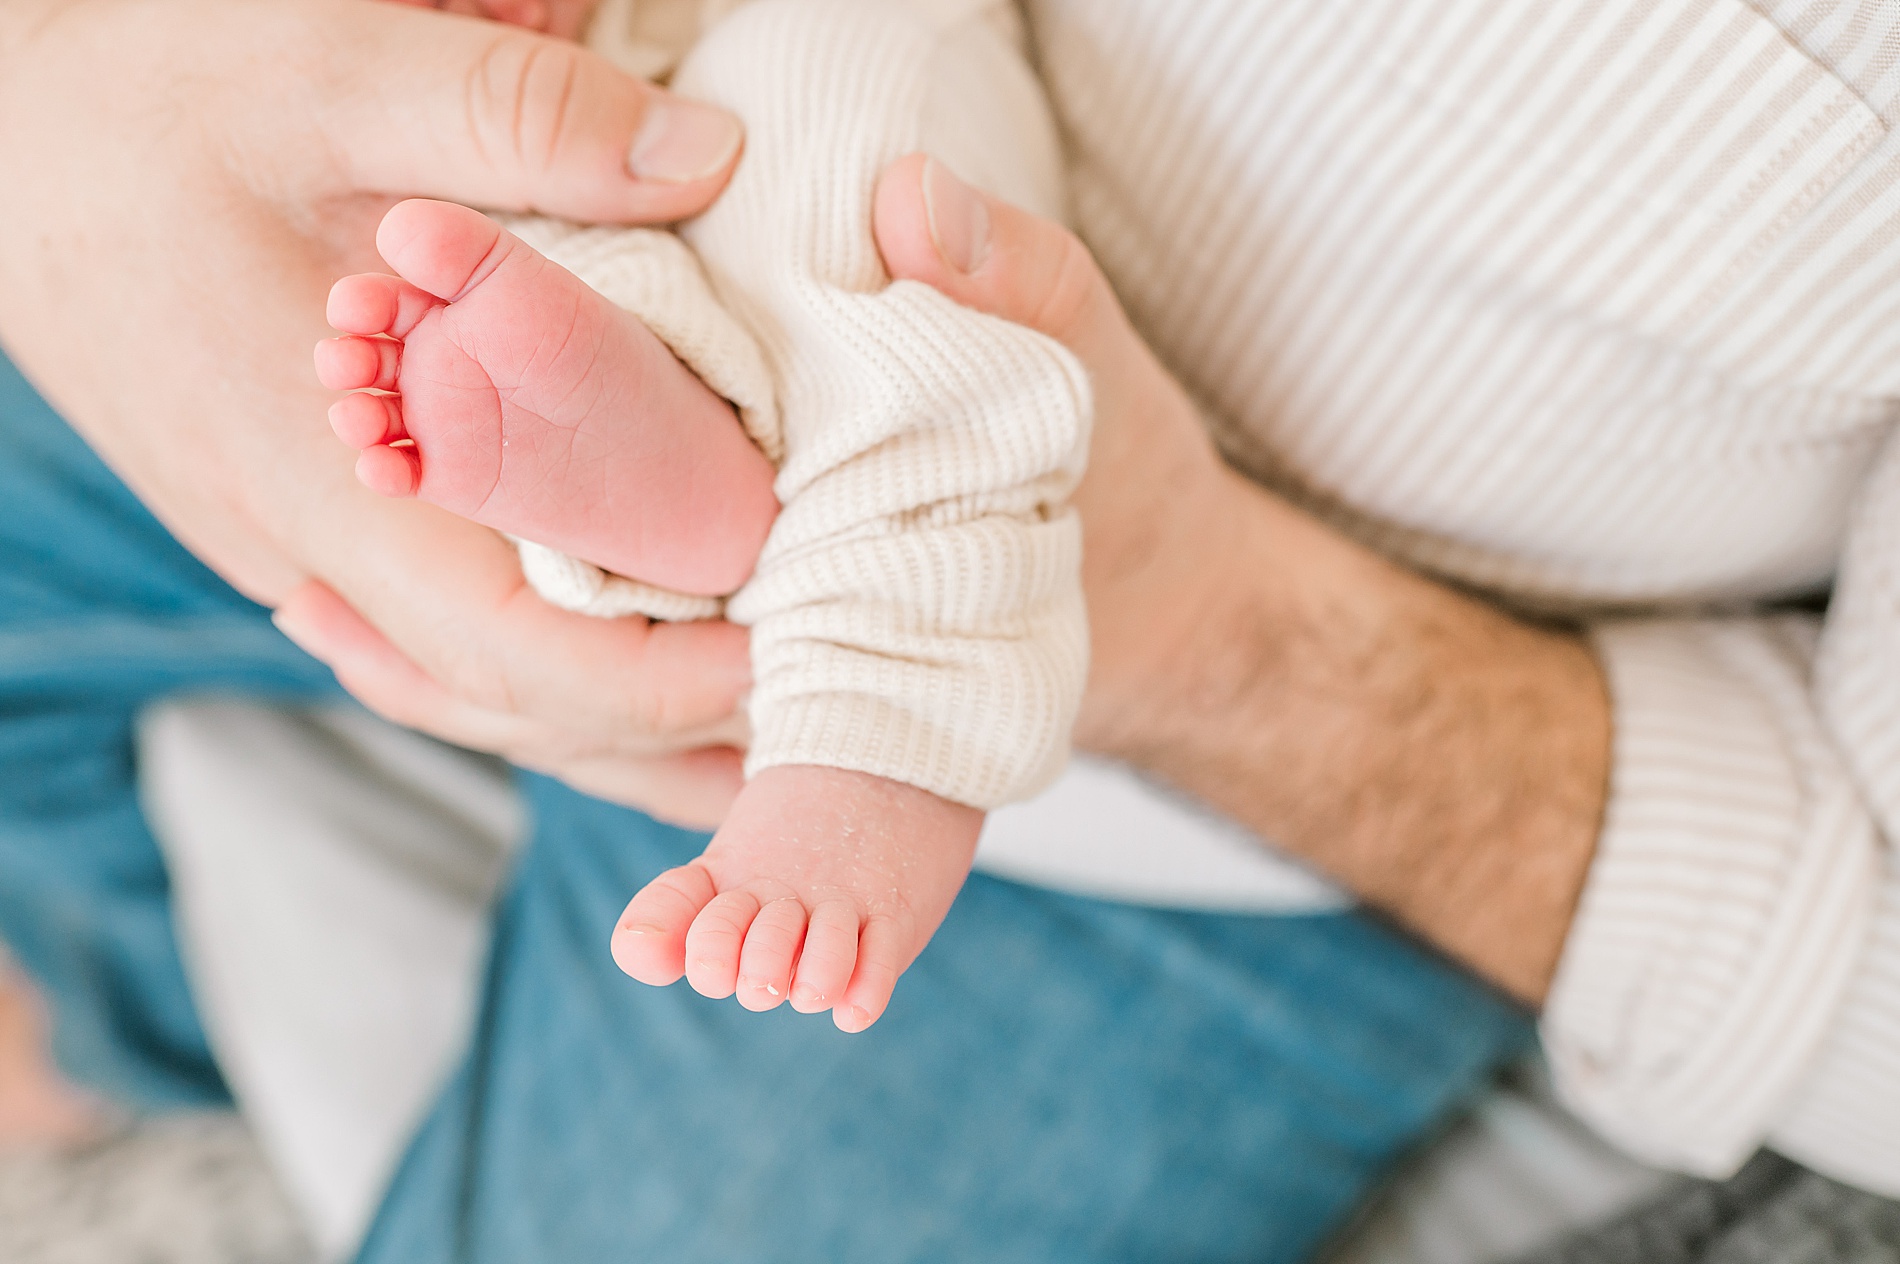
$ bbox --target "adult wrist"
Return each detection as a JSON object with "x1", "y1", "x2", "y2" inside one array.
[
  {"x1": 1071, "y1": 435, "x2": 1246, "y2": 764},
  {"x1": 1087, "y1": 457, "x2": 1611, "y2": 1003}
]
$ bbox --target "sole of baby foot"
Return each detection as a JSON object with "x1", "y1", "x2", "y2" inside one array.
[
  {"x1": 610, "y1": 765, "x2": 982, "y2": 1032},
  {"x1": 316, "y1": 198, "x2": 777, "y2": 597}
]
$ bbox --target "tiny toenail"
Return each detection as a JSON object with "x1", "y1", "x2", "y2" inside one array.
[
  {"x1": 619, "y1": 922, "x2": 665, "y2": 936},
  {"x1": 765, "y1": 984, "x2": 780, "y2": 996},
  {"x1": 627, "y1": 98, "x2": 743, "y2": 184}
]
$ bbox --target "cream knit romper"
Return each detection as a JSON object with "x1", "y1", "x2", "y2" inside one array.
[{"x1": 509, "y1": 0, "x2": 1091, "y2": 811}]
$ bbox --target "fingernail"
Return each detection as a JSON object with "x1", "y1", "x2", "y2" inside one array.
[
  {"x1": 627, "y1": 98, "x2": 743, "y2": 184},
  {"x1": 271, "y1": 608, "x2": 329, "y2": 662},
  {"x1": 922, "y1": 157, "x2": 991, "y2": 273}
]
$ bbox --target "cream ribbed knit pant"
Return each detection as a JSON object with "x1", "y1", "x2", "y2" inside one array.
[{"x1": 510, "y1": 0, "x2": 1090, "y2": 810}]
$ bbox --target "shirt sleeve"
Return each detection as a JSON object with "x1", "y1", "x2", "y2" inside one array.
[{"x1": 1544, "y1": 429, "x2": 1900, "y2": 1197}]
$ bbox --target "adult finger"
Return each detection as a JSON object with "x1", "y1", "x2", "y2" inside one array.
[
  {"x1": 274, "y1": 579, "x2": 746, "y2": 826},
  {"x1": 315, "y1": 0, "x2": 743, "y2": 224},
  {"x1": 274, "y1": 576, "x2": 563, "y2": 751},
  {"x1": 274, "y1": 569, "x2": 749, "y2": 753},
  {"x1": 542, "y1": 745, "x2": 743, "y2": 830}
]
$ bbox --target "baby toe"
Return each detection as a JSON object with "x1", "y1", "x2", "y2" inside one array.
[
  {"x1": 611, "y1": 864, "x2": 717, "y2": 987},
  {"x1": 315, "y1": 336, "x2": 401, "y2": 393},
  {"x1": 376, "y1": 200, "x2": 508, "y2": 303},
  {"x1": 327, "y1": 272, "x2": 446, "y2": 340},
  {"x1": 836, "y1": 915, "x2": 910, "y2": 1034},
  {"x1": 328, "y1": 393, "x2": 404, "y2": 451},
  {"x1": 683, "y1": 890, "x2": 763, "y2": 1000},
  {"x1": 326, "y1": 274, "x2": 403, "y2": 336},
  {"x1": 736, "y1": 898, "x2": 807, "y2": 1012},
  {"x1": 791, "y1": 900, "x2": 860, "y2": 1015},
  {"x1": 354, "y1": 444, "x2": 421, "y2": 498}
]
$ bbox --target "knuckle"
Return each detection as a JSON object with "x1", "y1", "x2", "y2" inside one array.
[
  {"x1": 608, "y1": 642, "x2": 688, "y2": 740},
  {"x1": 467, "y1": 34, "x2": 586, "y2": 190},
  {"x1": 352, "y1": 686, "x2": 423, "y2": 731},
  {"x1": 339, "y1": 666, "x2": 439, "y2": 733},
  {"x1": 434, "y1": 640, "x2": 515, "y2": 713},
  {"x1": 1025, "y1": 228, "x2": 1103, "y2": 344}
]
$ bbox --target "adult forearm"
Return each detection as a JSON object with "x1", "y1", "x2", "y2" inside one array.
[
  {"x1": 1082, "y1": 458, "x2": 1610, "y2": 1006},
  {"x1": 867, "y1": 156, "x2": 1608, "y2": 1005}
]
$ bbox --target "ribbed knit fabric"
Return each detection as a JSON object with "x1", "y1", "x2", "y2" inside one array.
[
  {"x1": 510, "y1": 0, "x2": 1900, "y2": 1192},
  {"x1": 1556, "y1": 618, "x2": 1878, "y2": 1174},
  {"x1": 514, "y1": 0, "x2": 1090, "y2": 810},
  {"x1": 1021, "y1": 0, "x2": 1900, "y2": 1196},
  {"x1": 679, "y1": 0, "x2": 1088, "y2": 808}
]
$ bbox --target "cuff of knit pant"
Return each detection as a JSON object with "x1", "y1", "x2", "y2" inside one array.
[
  {"x1": 515, "y1": 538, "x2": 724, "y2": 622},
  {"x1": 744, "y1": 692, "x2": 1068, "y2": 812},
  {"x1": 1542, "y1": 617, "x2": 1879, "y2": 1176},
  {"x1": 498, "y1": 216, "x2": 780, "y2": 624}
]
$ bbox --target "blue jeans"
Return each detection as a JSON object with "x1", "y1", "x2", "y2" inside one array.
[{"x1": 0, "y1": 350, "x2": 1533, "y2": 1262}]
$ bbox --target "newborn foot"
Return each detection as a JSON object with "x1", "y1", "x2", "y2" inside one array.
[
  {"x1": 611, "y1": 767, "x2": 981, "y2": 1032},
  {"x1": 317, "y1": 199, "x2": 776, "y2": 596}
]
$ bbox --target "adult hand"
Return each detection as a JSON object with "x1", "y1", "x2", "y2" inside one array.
[
  {"x1": 872, "y1": 156, "x2": 1611, "y2": 1006},
  {"x1": 0, "y1": 0, "x2": 752, "y2": 824}
]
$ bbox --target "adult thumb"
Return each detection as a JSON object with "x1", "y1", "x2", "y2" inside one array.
[
  {"x1": 330, "y1": 0, "x2": 742, "y2": 225},
  {"x1": 871, "y1": 151, "x2": 1231, "y2": 612},
  {"x1": 872, "y1": 151, "x2": 1215, "y2": 496},
  {"x1": 871, "y1": 154, "x2": 1129, "y2": 371}
]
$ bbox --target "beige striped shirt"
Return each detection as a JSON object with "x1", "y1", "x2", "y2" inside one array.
[{"x1": 1026, "y1": 0, "x2": 1900, "y2": 1194}]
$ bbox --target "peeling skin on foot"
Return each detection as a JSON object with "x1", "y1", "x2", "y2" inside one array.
[{"x1": 607, "y1": 766, "x2": 982, "y2": 1032}]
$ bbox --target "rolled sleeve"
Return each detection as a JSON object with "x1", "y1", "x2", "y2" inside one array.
[{"x1": 1544, "y1": 616, "x2": 1880, "y2": 1176}]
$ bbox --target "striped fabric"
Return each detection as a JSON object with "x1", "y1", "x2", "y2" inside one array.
[{"x1": 1021, "y1": 0, "x2": 1900, "y2": 1193}]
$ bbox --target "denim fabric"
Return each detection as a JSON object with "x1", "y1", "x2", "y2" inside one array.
[
  {"x1": 0, "y1": 349, "x2": 1535, "y2": 1262},
  {"x1": 0, "y1": 353, "x2": 339, "y2": 1108}
]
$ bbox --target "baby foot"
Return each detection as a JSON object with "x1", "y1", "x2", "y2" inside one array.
[
  {"x1": 317, "y1": 199, "x2": 777, "y2": 597},
  {"x1": 611, "y1": 766, "x2": 982, "y2": 1032}
]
